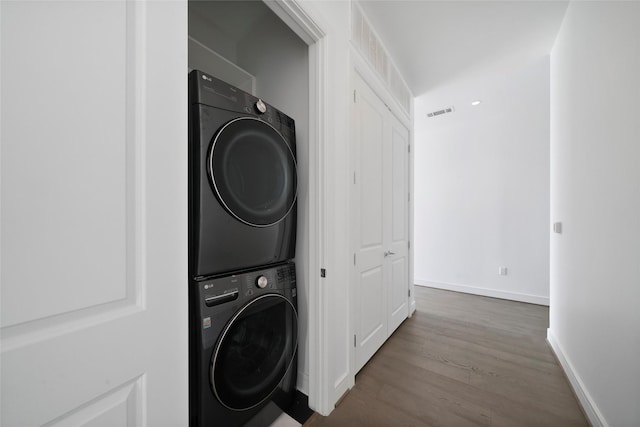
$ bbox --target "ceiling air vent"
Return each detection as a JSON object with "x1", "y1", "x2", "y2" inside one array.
[{"x1": 427, "y1": 106, "x2": 455, "y2": 118}]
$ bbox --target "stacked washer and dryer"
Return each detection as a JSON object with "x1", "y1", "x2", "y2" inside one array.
[{"x1": 189, "y1": 70, "x2": 299, "y2": 427}]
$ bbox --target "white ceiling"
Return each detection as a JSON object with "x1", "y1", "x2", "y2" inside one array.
[{"x1": 358, "y1": 0, "x2": 569, "y2": 96}]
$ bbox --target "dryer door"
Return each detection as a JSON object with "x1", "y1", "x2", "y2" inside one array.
[
  {"x1": 208, "y1": 117, "x2": 297, "y2": 227},
  {"x1": 211, "y1": 294, "x2": 298, "y2": 411}
]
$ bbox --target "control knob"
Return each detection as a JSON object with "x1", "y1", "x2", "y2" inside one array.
[
  {"x1": 255, "y1": 99, "x2": 267, "y2": 114},
  {"x1": 256, "y1": 275, "x2": 268, "y2": 289}
]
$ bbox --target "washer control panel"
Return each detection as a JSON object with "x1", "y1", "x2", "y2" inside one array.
[{"x1": 199, "y1": 263, "x2": 296, "y2": 308}]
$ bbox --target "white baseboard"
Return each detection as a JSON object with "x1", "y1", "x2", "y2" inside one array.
[
  {"x1": 547, "y1": 329, "x2": 607, "y2": 427},
  {"x1": 415, "y1": 280, "x2": 549, "y2": 306}
]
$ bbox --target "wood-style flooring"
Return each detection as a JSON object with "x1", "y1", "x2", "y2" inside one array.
[{"x1": 304, "y1": 286, "x2": 588, "y2": 427}]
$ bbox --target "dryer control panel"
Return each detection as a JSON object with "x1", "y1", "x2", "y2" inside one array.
[{"x1": 189, "y1": 70, "x2": 296, "y2": 141}]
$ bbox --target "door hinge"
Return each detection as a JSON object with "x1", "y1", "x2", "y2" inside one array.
[
  {"x1": 408, "y1": 192, "x2": 410, "y2": 202},
  {"x1": 354, "y1": 334, "x2": 357, "y2": 347},
  {"x1": 353, "y1": 172, "x2": 356, "y2": 184},
  {"x1": 320, "y1": 268, "x2": 326, "y2": 278},
  {"x1": 408, "y1": 240, "x2": 411, "y2": 250},
  {"x1": 353, "y1": 89, "x2": 356, "y2": 103},
  {"x1": 353, "y1": 253, "x2": 356, "y2": 265},
  {"x1": 408, "y1": 289, "x2": 411, "y2": 297},
  {"x1": 408, "y1": 144, "x2": 411, "y2": 153}
]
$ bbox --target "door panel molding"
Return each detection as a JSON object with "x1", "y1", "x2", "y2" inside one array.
[
  {"x1": 44, "y1": 376, "x2": 144, "y2": 427},
  {"x1": 1, "y1": 0, "x2": 147, "y2": 351}
]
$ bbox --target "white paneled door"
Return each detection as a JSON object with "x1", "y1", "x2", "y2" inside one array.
[
  {"x1": 1, "y1": 1, "x2": 187, "y2": 426},
  {"x1": 352, "y1": 73, "x2": 410, "y2": 373},
  {"x1": 386, "y1": 113, "x2": 410, "y2": 334},
  {"x1": 353, "y1": 72, "x2": 387, "y2": 373}
]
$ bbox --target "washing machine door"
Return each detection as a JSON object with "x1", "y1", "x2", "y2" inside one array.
[
  {"x1": 208, "y1": 117, "x2": 297, "y2": 227},
  {"x1": 211, "y1": 294, "x2": 298, "y2": 411}
]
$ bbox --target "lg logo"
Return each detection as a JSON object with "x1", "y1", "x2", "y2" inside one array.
[{"x1": 201, "y1": 74, "x2": 212, "y2": 82}]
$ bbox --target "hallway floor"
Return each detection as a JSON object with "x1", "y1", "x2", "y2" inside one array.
[{"x1": 305, "y1": 286, "x2": 588, "y2": 426}]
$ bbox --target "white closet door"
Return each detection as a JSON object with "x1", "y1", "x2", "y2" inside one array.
[
  {"x1": 353, "y1": 73, "x2": 388, "y2": 373},
  {"x1": 1, "y1": 1, "x2": 187, "y2": 426},
  {"x1": 352, "y1": 72, "x2": 410, "y2": 373},
  {"x1": 386, "y1": 113, "x2": 410, "y2": 335}
]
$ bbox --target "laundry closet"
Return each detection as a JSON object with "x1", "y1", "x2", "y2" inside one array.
[{"x1": 188, "y1": 0, "x2": 311, "y2": 396}]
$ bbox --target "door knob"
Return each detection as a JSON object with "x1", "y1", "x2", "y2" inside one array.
[{"x1": 384, "y1": 250, "x2": 396, "y2": 257}]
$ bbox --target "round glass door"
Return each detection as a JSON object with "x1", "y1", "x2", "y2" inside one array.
[
  {"x1": 208, "y1": 117, "x2": 297, "y2": 227},
  {"x1": 210, "y1": 294, "x2": 298, "y2": 411}
]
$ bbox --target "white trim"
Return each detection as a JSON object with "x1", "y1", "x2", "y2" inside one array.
[
  {"x1": 350, "y1": 1, "x2": 413, "y2": 116},
  {"x1": 415, "y1": 280, "x2": 550, "y2": 306},
  {"x1": 347, "y1": 67, "x2": 358, "y2": 386},
  {"x1": 311, "y1": 35, "x2": 331, "y2": 416},
  {"x1": 264, "y1": 0, "x2": 324, "y2": 46},
  {"x1": 350, "y1": 45, "x2": 411, "y2": 130},
  {"x1": 407, "y1": 97, "x2": 415, "y2": 318},
  {"x1": 547, "y1": 329, "x2": 608, "y2": 427}
]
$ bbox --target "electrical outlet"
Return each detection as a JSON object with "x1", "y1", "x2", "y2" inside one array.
[{"x1": 499, "y1": 266, "x2": 508, "y2": 276}]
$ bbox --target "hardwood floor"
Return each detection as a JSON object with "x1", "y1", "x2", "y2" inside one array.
[{"x1": 305, "y1": 286, "x2": 588, "y2": 427}]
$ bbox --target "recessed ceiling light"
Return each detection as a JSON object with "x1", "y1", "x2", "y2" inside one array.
[{"x1": 471, "y1": 100, "x2": 482, "y2": 106}]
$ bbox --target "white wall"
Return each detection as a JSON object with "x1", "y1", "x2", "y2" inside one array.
[
  {"x1": 414, "y1": 58, "x2": 550, "y2": 305},
  {"x1": 188, "y1": 6, "x2": 238, "y2": 63},
  {"x1": 548, "y1": 2, "x2": 640, "y2": 426}
]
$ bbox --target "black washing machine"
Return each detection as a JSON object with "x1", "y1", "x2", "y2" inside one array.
[
  {"x1": 189, "y1": 70, "x2": 297, "y2": 279},
  {"x1": 190, "y1": 262, "x2": 298, "y2": 427}
]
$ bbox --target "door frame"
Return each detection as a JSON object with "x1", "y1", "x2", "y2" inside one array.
[
  {"x1": 349, "y1": 45, "x2": 414, "y2": 378},
  {"x1": 262, "y1": 0, "x2": 331, "y2": 415}
]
